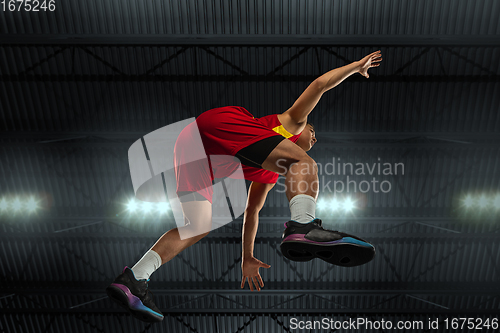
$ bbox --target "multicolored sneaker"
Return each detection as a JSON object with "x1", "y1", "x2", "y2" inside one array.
[
  {"x1": 280, "y1": 219, "x2": 375, "y2": 267},
  {"x1": 106, "y1": 267, "x2": 164, "y2": 323}
]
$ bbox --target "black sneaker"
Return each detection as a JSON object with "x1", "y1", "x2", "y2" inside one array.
[
  {"x1": 106, "y1": 267, "x2": 164, "y2": 323},
  {"x1": 280, "y1": 219, "x2": 375, "y2": 267}
]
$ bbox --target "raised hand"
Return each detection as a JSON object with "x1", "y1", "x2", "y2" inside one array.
[
  {"x1": 240, "y1": 256, "x2": 271, "y2": 291},
  {"x1": 357, "y1": 50, "x2": 382, "y2": 78}
]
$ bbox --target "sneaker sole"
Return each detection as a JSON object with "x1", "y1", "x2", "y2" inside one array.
[
  {"x1": 106, "y1": 283, "x2": 164, "y2": 323},
  {"x1": 280, "y1": 237, "x2": 375, "y2": 267}
]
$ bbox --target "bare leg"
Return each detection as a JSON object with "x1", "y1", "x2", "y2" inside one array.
[
  {"x1": 261, "y1": 139, "x2": 318, "y2": 201},
  {"x1": 151, "y1": 201, "x2": 212, "y2": 265}
]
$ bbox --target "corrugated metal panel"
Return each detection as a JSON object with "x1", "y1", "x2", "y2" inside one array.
[
  {"x1": 1, "y1": 222, "x2": 498, "y2": 284},
  {"x1": 1, "y1": 0, "x2": 498, "y2": 35},
  {"x1": 1, "y1": 46, "x2": 499, "y2": 133},
  {"x1": 2, "y1": 145, "x2": 499, "y2": 213}
]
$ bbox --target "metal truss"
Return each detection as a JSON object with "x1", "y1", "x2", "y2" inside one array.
[{"x1": 1, "y1": 34, "x2": 499, "y2": 46}]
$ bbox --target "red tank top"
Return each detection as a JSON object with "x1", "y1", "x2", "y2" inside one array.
[{"x1": 241, "y1": 114, "x2": 302, "y2": 184}]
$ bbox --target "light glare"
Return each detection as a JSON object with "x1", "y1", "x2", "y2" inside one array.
[
  {"x1": 12, "y1": 198, "x2": 22, "y2": 211},
  {"x1": 343, "y1": 197, "x2": 355, "y2": 212},
  {"x1": 494, "y1": 195, "x2": 500, "y2": 208},
  {"x1": 463, "y1": 195, "x2": 474, "y2": 208},
  {"x1": 158, "y1": 202, "x2": 170, "y2": 214},
  {"x1": 127, "y1": 199, "x2": 138, "y2": 212},
  {"x1": 26, "y1": 197, "x2": 37, "y2": 212},
  {"x1": 0, "y1": 198, "x2": 7, "y2": 210},
  {"x1": 478, "y1": 195, "x2": 488, "y2": 208},
  {"x1": 316, "y1": 199, "x2": 327, "y2": 211},
  {"x1": 330, "y1": 198, "x2": 340, "y2": 211},
  {"x1": 142, "y1": 202, "x2": 152, "y2": 213}
]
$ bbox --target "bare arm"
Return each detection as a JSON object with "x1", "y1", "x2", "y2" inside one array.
[
  {"x1": 242, "y1": 182, "x2": 274, "y2": 259},
  {"x1": 278, "y1": 50, "x2": 382, "y2": 134},
  {"x1": 241, "y1": 181, "x2": 274, "y2": 291}
]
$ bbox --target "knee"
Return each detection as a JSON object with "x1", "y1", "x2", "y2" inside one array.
[
  {"x1": 290, "y1": 155, "x2": 317, "y2": 176},
  {"x1": 303, "y1": 155, "x2": 317, "y2": 170}
]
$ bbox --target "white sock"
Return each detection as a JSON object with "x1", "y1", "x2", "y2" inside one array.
[
  {"x1": 131, "y1": 250, "x2": 163, "y2": 280},
  {"x1": 289, "y1": 194, "x2": 316, "y2": 223}
]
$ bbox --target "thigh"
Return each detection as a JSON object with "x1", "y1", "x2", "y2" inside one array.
[
  {"x1": 178, "y1": 200, "x2": 213, "y2": 240},
  {"x1": 261, "y1": 138, "x2": 310, "y2": 175}
]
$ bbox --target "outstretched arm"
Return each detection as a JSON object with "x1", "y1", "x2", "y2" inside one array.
[
  {"x1": 278, "y1": 50, "x2": 382, "y2": 134},
  {"x1": 241, "y1": 181, "x2": 274, "y2": 291}
]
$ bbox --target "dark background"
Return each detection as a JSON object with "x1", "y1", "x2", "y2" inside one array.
[{"x1": 1, "y1": 0, "x2": 500, "y2": 332}]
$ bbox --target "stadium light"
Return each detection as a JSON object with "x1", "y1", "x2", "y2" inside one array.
[
  {"x1": 343, "y1": 197, "x2": 355, "y2": 212},
  {"x1": 12, "y1": 198, "x2": 22, "y2": 211},
  {"x1": 330, "y1": 198, "x2": 340, "y2": 211},
  {"x1": 478, "y1": 195, "x2": 488, "y2": 208},
  {"x1": 316, "y1": 198, "x2": 327, "y2": 211},
  {"x1": 494, "y1": 195, "x2": 500, "y2": 208},
  {"x1": 142, "y1": 202, "x2": 153, "y2": 213},
  {"x1": 158, "y1": 202, "x2": 170, "y2": 214},
  {"x1": 463, "y1": 195, "x2": 474, "y2": 208},
  {"x1": 127, "y1": 199, "x2": 138, "y2": 212},
  {"x1": 26, "y1": 197, "x2": 37, "y2": 212},
  {"x1": 0, "y1": 198, "x2": 7, "y2": 211}
]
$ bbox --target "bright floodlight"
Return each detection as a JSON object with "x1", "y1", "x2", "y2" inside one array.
[
  {"x1": 142, "y1": 202, "x2": 153, "y2": 213},
  {"x1": 330, "y1": 198, "x2": 340, "y2": 211},
  {"x1": 12, "y1": 198, "x2": 22, "y2": 211},
  {"x1": 463, "y1": 195, "x2": 474, "y2": 208},
  {"x1": 0, "y1": 198, "x2": 7, "y2": 210},
  {"x1": 26, "y1": 197, "x2": 37, "y2": 212},
  {"x1": 494, "y1": 195, "x2": 500, "y2": 208},
  {"x1": 158, "y1": 202, "x2": 170, "y2": 214},
  {"x1": 478, "y1": 195, "x2": 488, "y2": 208},
  {"x1": 316, "y1": 199, "x2": 327, "y2": 211},
  {"x1": 127, "y1": 199, "x2": 138, "y2": 212},
  {"x1": 343, "y1": 197, "x2": 355, "y2": 212}
]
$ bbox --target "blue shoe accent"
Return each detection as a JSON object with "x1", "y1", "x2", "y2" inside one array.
[{"x1": 341, "y1": 237, "x2": 375, "y2": 248}]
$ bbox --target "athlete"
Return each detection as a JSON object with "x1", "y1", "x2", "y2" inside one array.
[{"x1": 106, "y1": 50, "x2": 382, "y2": 322}]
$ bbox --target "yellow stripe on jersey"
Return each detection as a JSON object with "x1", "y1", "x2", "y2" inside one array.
[{"x1": 272, "y1": 125, "x2": 294, "y2": 139}]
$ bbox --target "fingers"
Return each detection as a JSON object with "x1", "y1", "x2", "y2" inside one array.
[
  {"x1": 242, "y1": 276, "x2": 265, "y2": 291},
  {"x1": 247, "y1": 277, "x2": 254, "y2": 291},
  {"x1": 257, "y1": 274, "x2": 264, "y2": 287},
  {"x1": 252, "y1": 277, "x2": 261, "y2": 291},
  {"x1": 261, "y1": 263, "x2": 271, "y2": 268}
]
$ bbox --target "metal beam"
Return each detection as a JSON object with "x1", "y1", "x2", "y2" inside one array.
[
  {"x1": 1, "y1": 35, "x2": 499, "y2": 46},
  {"x1": 2, "y1": 139, "x2": 500, "y2": 149},
  {"x1": 1, "y1": 232, "x2": 498, "y2": 241},
  {"x1": 1, "y1": 214, "x2": 496, "y2": 225},
  {"x1": 1, "y1": 74, "x2": 499, "y2": 83},
  {"x1": 2, "y1": 131, "x2": 499, "y2": 142},
  {"x1": 3, "y1": 282, "x2": 499, "y2": 296},
  {"x1": 2, "y1": 308, "x2": 499, "y2": 315}
]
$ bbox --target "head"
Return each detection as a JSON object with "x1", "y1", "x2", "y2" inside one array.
[{"x1": 295, "y1": 122, "x2": 317, "y2": 151}]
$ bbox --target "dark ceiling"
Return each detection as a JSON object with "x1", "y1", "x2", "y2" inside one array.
[{"x1": 1, "y1": 0, "x2": 500, "y2": 332}]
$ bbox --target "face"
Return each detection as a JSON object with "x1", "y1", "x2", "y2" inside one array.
[{"x1": 295, "y1": 124, "x2": 317, "y2": 151}]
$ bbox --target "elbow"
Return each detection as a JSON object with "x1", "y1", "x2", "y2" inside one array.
[{"x1": 312, "y1": 77, "x2": 327, "y2": 94}]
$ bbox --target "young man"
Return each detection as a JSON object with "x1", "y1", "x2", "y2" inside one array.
[{"x1": 106, "y1": 51, "x2": 382, "y2": 322}]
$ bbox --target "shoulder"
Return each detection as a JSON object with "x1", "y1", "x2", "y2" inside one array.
[{"x1": 277, "y1": 113, "x2": 306, "y2": 136}]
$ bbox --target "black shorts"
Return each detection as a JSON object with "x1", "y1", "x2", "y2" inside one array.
[{"x1": 235, "y1": 135, "x2": 285, "y2": 169}]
